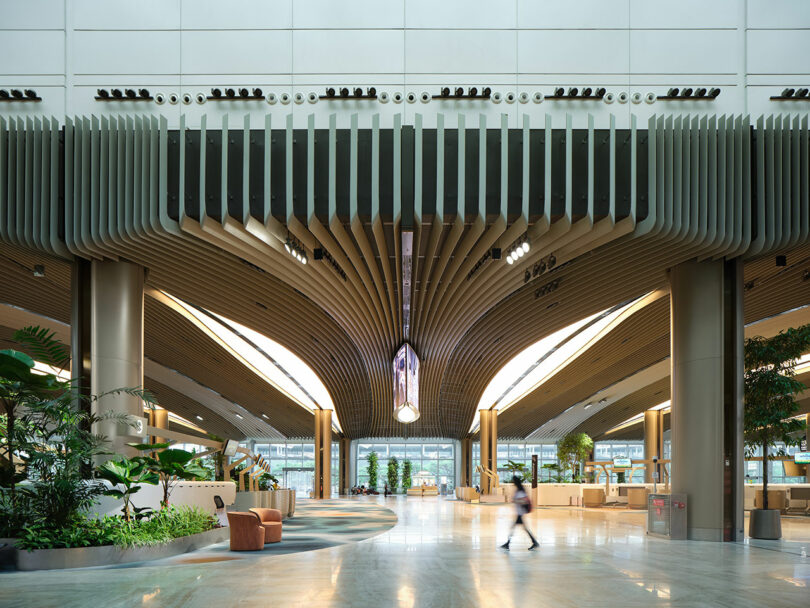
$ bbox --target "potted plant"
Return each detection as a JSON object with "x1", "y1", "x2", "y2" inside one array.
[
  {"x1": 557, "y1": 432, "x2": 594, "y2": 482},
  {"x1": 401, "y1": 459, "x2": 412, "y2": 491},
  {"x1": 367, "y1": 451, "x2": 378, "y2": 491},
  {"x1": 387, "y1": 456, "x2": 399, "y2": 494},
  {"x1": 744, "y1": 325, "x2": 810, "y2": 540},
  {"x1": 130, "y1": 443, "x2": 208, "y2": 508},
  {"x1": 504, "y1": 459, "x2": 527, "y2": 482}
]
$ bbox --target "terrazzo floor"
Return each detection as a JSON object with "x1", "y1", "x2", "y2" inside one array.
[{"x1": 2, "y1": 496, "x2": 809, "y2": 607}]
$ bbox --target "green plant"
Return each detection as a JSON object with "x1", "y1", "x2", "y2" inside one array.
[
  {"x1": 557, "y1": 433, "x2": 594, "y2": 482},
  {"x1": 402, "y1": 459, "x2": 412, "y2": 490},
  {"x1": 96, "y1": 458, "x2": 159, "y2": 522},
  {"x1": 504, "y1": 459, "x2": 528, "y2": 482},
  {"x1": 540, "y1": 462, "x2": 564, "y2": 483},
  {"x1": 744, "y1": 325, "x2": 810, "y2": 511},
  {"x1": 616, "y1": 471, "x2": 626, "y2": 484},
  {"x1": 367, "y1": 451, "x2": 379, "y2": 489},
  {"x1": 15, "y1": 506, "x2": 217, "y2": 551},
  {"x1": 0, "y1": 327, "x2": 153, "y2": 534},
  {"x1": 131, "y1": 443, "x2": 208, "y2": 508},
  {"x1": 387, "y1": 456, "x2": 399, "y2": 492}
]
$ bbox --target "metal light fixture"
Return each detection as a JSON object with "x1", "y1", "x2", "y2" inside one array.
[{"x1": 393, "y1": 343, "x2": 420, "y2": 424}]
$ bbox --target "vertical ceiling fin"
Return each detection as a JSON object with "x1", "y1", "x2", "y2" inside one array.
[
  {"x1": 521, "y1": 114, "x2": 529, "y2": 220},
  {"x1": 500, "y1": 113, "x2": 508, "y2": 219},
  {"x1": 328, "y1": 113, "x2": 336, "y2": 220},
  {"x1": 565, "y1": 113, "x2": 572, "y2": 220},
  {"x1": 478, "y1": 113, "x2": 486, "y2": 218},
  {"x1": 178, "y1": 114, "x2": 186, "y2": 223},
  {"x1": 350, "y1": 113, "x2": 358, "y2": 218},
  {"x1": 242, "y1": 113, "x2": 250, "y2": 225},
  {"x1": 285, "y1": 113, "x2": 293, "y2": 225},
  {"x1": 544, "y1": 114, "x2": 552, "y2": 220},
  {"x1": 436, "y1": 113, "x2": 444, "y2": 219},
  {"x1": 263, "y1": 113, "x2": 271, "y2": 225},
  {"x1": 458, "y1": 114, "x2": 466, "y2": 218},
  {"x1": 587, "y1": 113, "x2": 594, "y2": 219},
  {"x1": 220, "y1": 113, "x2": 229, "y2": 224},
  {"x1": 198, "y1": 114, "x2": 207, "y2": 225}
]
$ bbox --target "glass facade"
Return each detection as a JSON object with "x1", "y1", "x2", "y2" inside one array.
[
  {"x1": 593, "y1": 441, "x2": 645, "y2": 483},
  {"x1": 356, "y1": 441, "x2": 455, "y2": 491},
  {"x1": 744, "y1": 443, "x2": 807, "y2": 484},
  {"x1": 472, "y1": 442, "x2": 559, "y2": 487},
  {"x1": 254, "y1": 441, "x2": 339, "y2": 496}
]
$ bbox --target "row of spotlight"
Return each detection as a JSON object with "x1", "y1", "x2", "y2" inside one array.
[
  {"x1": 88, "y1": 88, "x2": 721, "y2": 106},
  {"x1": 0, "y1": 89, "x2": 40, "y2": 101},
  {"x1": 505, "y1": 236, "x2": 531, "y2": 264},
  {"x1": 283, "y1": 237, "x2": 308, "y2": 265}
]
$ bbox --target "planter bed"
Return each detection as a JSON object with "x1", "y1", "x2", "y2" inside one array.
[{"x1": 15, "y1": 526, "x2": 229, "y2": 571}]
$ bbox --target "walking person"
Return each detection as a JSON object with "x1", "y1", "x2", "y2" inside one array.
[{"x1": 500, "y1": 476, "x2": 539, "y2": 551}]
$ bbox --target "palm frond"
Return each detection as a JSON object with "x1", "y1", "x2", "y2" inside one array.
[{"x1": 13, "y1": 326, "x2": 71, "y2": 370}]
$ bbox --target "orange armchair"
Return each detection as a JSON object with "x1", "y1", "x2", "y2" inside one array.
[
  {"x1": 226, "y1": 511, "x2": 266, "y2": 551},
  {"x1": 249, "y1": 507, "x2": 283, "y2": 544}
]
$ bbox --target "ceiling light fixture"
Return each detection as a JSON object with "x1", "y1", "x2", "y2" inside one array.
[
  {"x1": 234, "y1": 413, "x2": 244, "y2": 420},
  {"x1": 196, "y1": 415, "x2": 204, "y2": 421}
]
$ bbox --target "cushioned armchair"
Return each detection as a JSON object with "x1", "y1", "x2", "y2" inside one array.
[
  {"x1": 249, "y1": 507, "x2": 283, "y2": 543},
  {"x1": 226, "y1": 511, "x2": 266, "y2": 551}
]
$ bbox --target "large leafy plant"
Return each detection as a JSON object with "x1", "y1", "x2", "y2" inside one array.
[
  {"x1": 367, "y1": 451, "x2": 379, "y2": 489},
  {"x1": 401, "y1": 459, "x2": 412, "y2": 490},
  {"x1": 387, "y1": 456, "x2": 399, "y2": 492},
  {"x1": 557, "y1": 432, "x2": 594, "y2": 482},
  {"x1": 744, "y1": 325, "x2": 810, "y2": 511},
  {"x1": 96, "y1": 458, "x2": 159, "y2": 522},
  {"x1": 0, "y1": 327, "x2": 153, "y2": 533},
  {"x1": 131, "y1": 443, "x2": 208, "y2": 508},
  {"x1": 504, "y1": 459, "x2": 528, "y2": 482}
]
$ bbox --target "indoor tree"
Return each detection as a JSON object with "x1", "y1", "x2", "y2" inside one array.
[
  {"x1": 387, "y1": 456, "x2": 399, "y2": 492},
  {"x1": 744, "y1": 324, "x2": 810, "y2": 512},
  {"x1": 557, "y1": 432, "x2": 594, "y2": 482},
  {"x1": 402, "y1": 459, "x2": 412, "y2": 490},
  {"x1": 367, "y1": 451, "x2": 379, "y2": 490}
]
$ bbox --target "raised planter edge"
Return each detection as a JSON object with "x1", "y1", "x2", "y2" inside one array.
[{"x1": 15, "y1": 526, "x2": 229, "y2": 571}]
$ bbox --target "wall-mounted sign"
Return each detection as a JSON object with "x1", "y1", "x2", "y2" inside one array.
[
  {"x1": 613, "y1": 457, "x2": 632, "y2": 469},
  {"x1": 794, "y1": 452, "x2": 810, "y2": 464}
]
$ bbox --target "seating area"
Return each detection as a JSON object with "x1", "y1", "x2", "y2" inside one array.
[{"x1": 226, "y1": 508, "x2": 283, "y2": 551}]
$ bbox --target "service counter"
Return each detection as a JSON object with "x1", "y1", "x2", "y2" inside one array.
[
  {"x1": 743, "y1": 483, "x2": 810, "y2": 512},
  {"x1": 92, "y1": 480, "x2": 237, "y2": 517}
]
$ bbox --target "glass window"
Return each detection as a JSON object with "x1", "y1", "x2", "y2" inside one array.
[
  {"x1": 422, "y1": 444, "x2": 438, "y2": 458},
  {"x1": 286, "y1": 444, "x2": 303, "y2": 458},
  {"x1": 437, "y1": 444, "x2": 453, "y2": 459},
  {"x1": 406, "y1": 445, "x2": 422, "y2": 459},
  {"x1": 509, "y1": 444, "x2": 525, "y2": 459},
  {"x1": 438, "y1": 459, "x2": 454, "y2": 476},
  {"x1": 372, "y1": 444, "x2": 389, "y2": 456},
  {"x1": 390, "y1": 444, "x2": 406, "y2": 458},
  {"x1": 358, "y1": 443, "x2": 375, "y2": 458},
  {"x1": 497, "y1": 444, "x2": 509, "y2": 460}
]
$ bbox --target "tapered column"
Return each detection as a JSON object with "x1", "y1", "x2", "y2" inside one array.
[
  {"x1": 479, "y1": 409, "x2": 498, "y2": 494},
  {"x1": 71, "y1": 259, "x2": 92, "y2": 412},
  {"x1": 314, "y1": 409, "x2": 332, "y2": 499},
  {"x1": 460, "y1": 437, "x2": 472, "y2": 487},
  {"x1": 339, "y1": 437, "x2": 350, "y2": 495},
  {"x1": 91, "y1": 260, "x2": 145, "y2": 458},
  {"x1": 644, "y1": 409, "x2": 664, "y2": 483},
  {"x1": 670, "y1": 259, "x2": 743, "y2": 541}
]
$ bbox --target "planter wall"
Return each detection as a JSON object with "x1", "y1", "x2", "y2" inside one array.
[
  {"x1": 0, "y1": 538, "x2": 17, "y2": 568},
  {"x1": 15, "y1": 526, "x2": 229, "y2": 571},
  {"x1": 232, "y1": 489, "x2": 296, "y2": 518}
]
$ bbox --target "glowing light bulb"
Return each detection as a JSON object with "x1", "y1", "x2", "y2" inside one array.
[
  {"x1": 522, "y1": 242, "x2": 530, "y2": 253},
  {"x1": 507, "y1": 255, "x2": 514, "y2": 265},
  {"x1": 517, "y1": 247, "x2": 525, "y2": 258}
]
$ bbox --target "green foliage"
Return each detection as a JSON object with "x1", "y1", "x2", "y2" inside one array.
[
  {"x1": 367, "y1": 451, "x2": 379, "y2": 489},
  {"x1": 540, "y1": 463, "x2": 564, "y2": 483},
  {"x1": 130, "y1": 443, "x2": 208, "y2": 508},
  {"x1": 504, "y1": 459, "x2": 528, "y2": 482},
  {"x1": 744, "y1": 324, "x2": 810, "y2": 510},
  {"x1": 96, "y1": 458, "x2": 159, "y2": 522},
  {"x1": 0, "y1": 326, "x2": 155, "y2": 536},
  {"x1": 402, "y1": 459, "x2": 412, "y2": 490},
  {"x1": 387, "y1": 457, "x2": 399, "y2": 491},
  {"x1": 557, "y1": 433, "x2": 594, "y2": 482},
  {"x1": 15, "y1": 506, "x2": 217, "y2": 551}
]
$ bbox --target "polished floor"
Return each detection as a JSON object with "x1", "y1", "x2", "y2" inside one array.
[{"x1": 2, "y1": 497, "x2": 809, "y2": 608}]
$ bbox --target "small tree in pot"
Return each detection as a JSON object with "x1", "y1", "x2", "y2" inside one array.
[
  {"x1": 557, "y1": 433, "x2": 594, "y2": 482},
  {"x1": 744, "y1": 324, "x2": 810, "y2": 539}
]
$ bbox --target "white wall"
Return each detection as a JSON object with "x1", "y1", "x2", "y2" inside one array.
[{"x1": 0, "y1": 0, "x2": 809, "y2": 128}]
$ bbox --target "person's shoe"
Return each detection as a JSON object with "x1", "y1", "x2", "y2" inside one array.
[
  {"x1": 499, "y1": 541, "x2": 510, "y2": 550},
  {"x1": 528, "y1": 541, "x2": 540, "y2": 551}
]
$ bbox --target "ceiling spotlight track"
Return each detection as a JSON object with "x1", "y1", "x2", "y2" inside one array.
[
  {"x1": 208, "y1": 86, "x2": 265, "y2": 101},
  {"x1": 504, "y1": 234, "x2": 531, "y2": 266},
  {"x1": 433, "y1": 86, "x2": 492, "y2": 100},
  {"x1": 546, "y1": 87, "x2": 606, "y2": 100},
  {"x1": 313, "y1": 248, "x2": 347, "y2": 281},
  {"x1": 284, "y1": 234, "x2": 308, "y2": 265},
  {"x1": 320, "y1": 86, "x2": 377, "y2": 100},
  {"x1": 658, "y1": 86, "x2": 720, "y2": 100},
  {"x1": 95, "y1": 87, "x2": 152, "y2": 101},
  {"x1": 771, "y1": 87, "x2": 810, "y2": 101},
  {"x1": 0, "y1": 88, "x2": 41, "y2": 102}
]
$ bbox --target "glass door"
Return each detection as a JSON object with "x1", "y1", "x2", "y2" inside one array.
[{"x1": 283, "y1": 468, "x2": 314, "y2": 496}]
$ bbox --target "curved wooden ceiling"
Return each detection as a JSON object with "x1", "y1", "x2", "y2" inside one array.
[{"x1": 0, "y1": 113, "x2": 808, "y2": 441}]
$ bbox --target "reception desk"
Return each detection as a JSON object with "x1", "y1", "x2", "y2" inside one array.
[
  {"x1": 455, "y1": 487, "x2": 481, "y2": 502},
  {"x1": 408, "y1": 486, "x2": 439, "y2": 496},
  {"x1": 92, "y1": 480, "x2": 237, "y2": 517}
]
